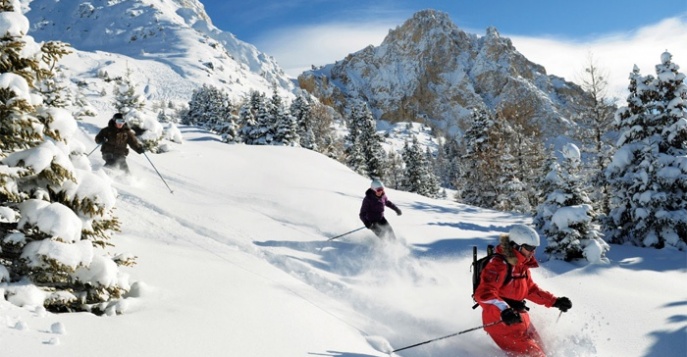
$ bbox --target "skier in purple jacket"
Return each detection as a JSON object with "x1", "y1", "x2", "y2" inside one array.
[{"x1": 359, "y1": 179, "x2": 402, "y2": 239}]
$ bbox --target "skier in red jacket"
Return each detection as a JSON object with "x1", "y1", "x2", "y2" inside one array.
[{"x1": 474, "y1": 225, "x2": 572, "y2": 356}]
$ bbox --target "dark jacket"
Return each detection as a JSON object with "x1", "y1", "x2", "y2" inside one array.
[
  {"x1": 95, "y1": 119, "x2": 144, "y2": 156},
  {"x1": 359, "y1": 188, "x2": 400, "y2": 227}
]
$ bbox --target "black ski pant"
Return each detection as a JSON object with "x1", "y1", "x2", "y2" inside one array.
[
  {"x1": 370, "y1": 217, "x2": 396, "y2": 240},
  {"x1": 102, "y1": 153, "x2": 130, "y2": 173}
]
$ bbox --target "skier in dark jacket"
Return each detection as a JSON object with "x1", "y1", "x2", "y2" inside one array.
[
  {"x1": 359, "y1": 179, "x2": 402, "y2": 239},
  {"x1": 95, "y1": 113, "x2": 145, "y2": 174},
  {"x1": 474, "y1": 224, "x2": 572, "y2": 357}
]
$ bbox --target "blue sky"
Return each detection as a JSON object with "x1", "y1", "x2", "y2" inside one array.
[
  {"x1": 205, "y1": 0, "x2": 684, "y2": 42},
  {"x1": 200, "y1": 0, "x2": 687, "y2": 99}
]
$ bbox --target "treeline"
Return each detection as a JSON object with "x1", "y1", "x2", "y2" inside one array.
[{"x1": 178, "y1": 51, "x2": 686, "y2": 257}]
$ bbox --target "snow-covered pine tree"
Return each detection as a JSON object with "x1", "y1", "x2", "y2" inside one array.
[
  {"x1": 605, "y1": 51, "x2": 687, "y2": 250},
  {"x1": 272, "y1": 90, "x2": 299, "y2": 146},
  {"x1": 533, "y1": 150, "x2": 561, "y2": 230},
  {"x1": 456, "y1": 107, "x2": 504, "y2": 208},
  {"x1": 400, "y1": 136, "x2": 440, "y2": 197},
  {"x1": 238, "y1": 90, "x2": 261, "y2": 145},
  {"x1": 424, "y1": 146, "x2": 441, "y2": 197},
  {"x1": 250, "y1": 92, "x2": 274, "y2": 145},
  {"x1": 37, "y1": 64, "x2": 70, "y2": 109},
  {"x1": 435, "y1": 138, "x2": 461, "y2": 189},
  {"x1": 73, "y1": 88, "x2": 97, "y2": 119},
  {"x1": 181, "y1": 84, "x2": 237, "y2": 142},
  {"x1": 0, "y1": 1, "x2": 134, "y2": 313},
  {"x1": 157, "y1": 109, "x2": 170, "y2": 123},
  {"x1": 182, "y1": 84, "x2": 220, "y2": 128},
  {"x1": 113, "y1": 66, "x2": 145, "y2": 114},
  {"x1": 345, "y1": 102, "x2": 374, "y2": 176},
  {"x1": 401, "y1": 137, "x2": 422, "y2": 194},
  {"x1": 356, "y1": 103, "x2": 387, "y2": 179},
  {"x1": 290, "y1": 94, "x2": 316, "y2": 150},
  {"x1": 384, "y1": 150, "x2": 404, "y2": 190},
  {"x1": 495, "y1": 152, "x2": 531, "y2": 213},
  {"x1": 536, "y1": 143, "x2": 608, "y2": 261}
]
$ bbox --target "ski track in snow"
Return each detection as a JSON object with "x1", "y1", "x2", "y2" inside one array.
[
  {"x1": 99, "y1": 142, "x2": 606, "y2": 357},
  {"x1": 112, "y1": 179, "x2": 489, "y2": 355}
]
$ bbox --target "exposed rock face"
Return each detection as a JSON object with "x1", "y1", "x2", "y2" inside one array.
[{"x1": 298, "y1": 9, "x2": 587, "y2": 138}]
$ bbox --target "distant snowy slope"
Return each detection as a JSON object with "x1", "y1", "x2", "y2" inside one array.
[{"x1": 23, "y1": 0, "x2": 295, "y2": 101}]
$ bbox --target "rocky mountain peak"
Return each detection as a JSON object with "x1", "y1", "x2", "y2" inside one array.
[{"x1": 298, "y1": 9, "x2": 586, "y2": 139}]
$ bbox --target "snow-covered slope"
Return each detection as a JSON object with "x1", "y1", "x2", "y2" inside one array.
[
  {"x1": 2, "y1": 108, "x2": 685, "y2": 356},
  {"x1": 22, "y1": 0, "x2": 296, "y2": 102}
]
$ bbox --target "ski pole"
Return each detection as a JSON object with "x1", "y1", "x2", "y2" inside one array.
[
  {"x1": 389, "y1": 321, "x2": 502, "y2": 354},
  {"x1": 327, "y1": 226, "x2": 365, "y2": 241},
  {"x1": 87, "y1": 143, "x2": 101, "y2": 156},
  {"x1": 142, "y1": 151, "x2": 174, "y2": 194}
]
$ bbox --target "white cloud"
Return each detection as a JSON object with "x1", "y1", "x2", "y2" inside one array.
[
  {"x1": 254, "y1": 21, "x2": 396, "y2": 76},
  {"x1": 257, "y1": 15, "x2": 687, "y2": 102},
  {"x1": 511, "y1": 16, "x2": 687, "y2": 101}
]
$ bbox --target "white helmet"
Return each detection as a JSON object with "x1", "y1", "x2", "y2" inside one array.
[
  {"x1": 509, "y1": 225, "x2": 540, "y2": 247},
  {"x1": 370, "y1": 179, "x2": 384, "y2": 190}
]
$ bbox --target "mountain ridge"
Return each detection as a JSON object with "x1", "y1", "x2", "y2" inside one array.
[
  {"x1": 298, "y1": 9, "x2": 587, "y2": 138},
  {"x1": 23, "y1": 0, "x2": 296, "y2": 102}
]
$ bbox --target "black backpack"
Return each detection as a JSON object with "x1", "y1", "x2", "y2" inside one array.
[{"x1": 470, "y1": 245, "x2": 512, "y2": 309}]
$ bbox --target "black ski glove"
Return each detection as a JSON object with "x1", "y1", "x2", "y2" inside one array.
[
  {"x1": 363, "y1": 221, "x2": 371, "y2": 229},
  {"x1": 500, "y1": 308, "x2": 522, "y2": 325},
  {"x1": 553, "y1": 297, "x2": 572, "y2": 312},
  {"x1": 394, "y1": 208, "x2": 402, "y2": 216}
]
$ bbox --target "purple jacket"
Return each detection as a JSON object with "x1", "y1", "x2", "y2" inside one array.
[{"x1": 359, "y1": 189, "x2": 399, "y2": 226}]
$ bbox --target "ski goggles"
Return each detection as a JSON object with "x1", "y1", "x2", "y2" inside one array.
[{"x1": 520, "y1": 244, "x2": 537, "y2": 252}]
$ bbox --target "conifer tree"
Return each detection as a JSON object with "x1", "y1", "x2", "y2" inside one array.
[
  {"x1": 250, "y1": 94, "x2": 274, "y2": 145},
  {"x1": 436, "y1": 138, "x2": 461, "y2": 189},
  {"x1": 113, "y1": 66, "x2": 145, "y2": 114},
  {"x1": 238, "y1": 90, "x2": 262, "y2": 145},
  {"x1": 536, "y1": 144, "x2": 608, "y2": 261},
  {"x1": 0, "y1": 1, "x2": 133, "y2": 313},
  {"x1": 533, "y1": 150, "x2": 561, "y2": 230},
  {"x1": 605, "y1": 52, "x2": 687, "y2": 250},
  {"x1": 345, "y1": 102, "x2": 386, "y2": 178},
  {"x1": 385, "y1": 150, "x2": 405, "y2": 190},
  {"x1": 272, "y1": 91, "x2": 299, "y2": 146},
  {"x1": 290, "y1": 94, "x2": 316, "y2": 150},
  {"x1": 456, "y1": 107, "x2": 505, "y2": 208},
  {"x1": 401, "y1": 137, "x2": 440, "y2": 197}
]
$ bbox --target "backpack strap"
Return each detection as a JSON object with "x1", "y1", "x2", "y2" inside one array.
[{"x1": 471, "y1": 252, "x2": 513, "y2": 310}]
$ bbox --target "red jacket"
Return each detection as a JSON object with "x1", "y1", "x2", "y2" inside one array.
[
  {"x1": 475, "y1": 243, "x2": 558, "y2": 356},
  {"x1": 475, "y1": 244, "x2": 556, "y2": 311}
]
